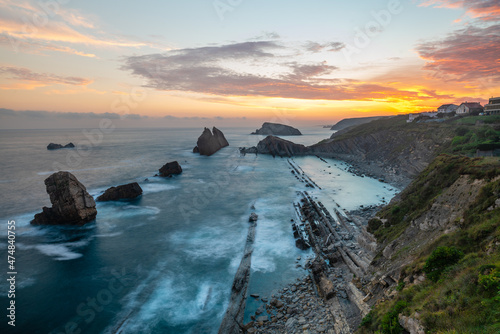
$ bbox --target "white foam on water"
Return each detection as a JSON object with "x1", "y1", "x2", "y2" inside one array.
[
  {"x1": 140, "y1": 183, "x2": 179, "y2": 194},
  {"x1": 169, "y1": 223, "x2": 246, "y2": 261},
  {"x1": 235, "y1": 165, "x2": 254, "y2": 172},
  {"x1": 95, "y1": 232, "x2": 123, "y2": 238},
  {"x1": 97, "y1": 204, "x2": 161, "y2": 219},
  {"x1": 121, "y1": 277, "x2": 226, "y2": 333},
  {"x1": 34, "y1": 244, "x2": 83, "y2": 261}
]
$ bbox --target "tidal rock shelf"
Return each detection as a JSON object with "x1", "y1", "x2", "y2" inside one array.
[
  {"x1": 218, "y1": 213, "x2": 258, "y2": 334},
  {"x1": 246, "y1": 158, "x2": 377, "y2": 333}
]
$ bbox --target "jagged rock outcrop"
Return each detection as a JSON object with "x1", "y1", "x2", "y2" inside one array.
[
  {"x1": 31, "y1": 171, "x2": 97, "y2": 225},
  {"x1": 158, "y1": 161, "x2": 182, "y2": 177},
  {"x1": 240, "y1": 135, "x2": 308, "y2": 157},
  {"x1": 47, "y1": 142, "x2": 75, "y2": 150},
  {"x1": 193, "y1": 127, "x2": 229, "y2": 156},
  {"x1": 252, "y1": 122, "x2": 302, "y2": 136},
  {"x1": 96, "y1": 182, "x2": 143, "y2": 201},
  {"x1": 399, "y1": 314, "x2": 425, "y2": 334}
]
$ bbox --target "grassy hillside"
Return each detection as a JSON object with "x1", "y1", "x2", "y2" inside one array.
[{"x1": 358, "y1": 154, "x2": 500, "y2": 334}]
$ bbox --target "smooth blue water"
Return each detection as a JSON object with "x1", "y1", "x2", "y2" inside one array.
[{"x1": 0, "y1": 127, "x2": 397, "y2": 334}]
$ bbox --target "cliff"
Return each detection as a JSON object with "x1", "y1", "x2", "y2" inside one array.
[
  {"x1": 251, "y1": 122, "x2": 302, "y2": 136},
  {"x1": 330, "y1": 116, "x2": 387, "y2": 131},
  {"x1": 357, "y1": 155, "x2": 500, "y2": 334},
  {"x1": 241, "y1": 116, "x2": 456, "y2": 187},
  {"x1": 193, "y1": 127, "x2": 229, "y2": 156}
]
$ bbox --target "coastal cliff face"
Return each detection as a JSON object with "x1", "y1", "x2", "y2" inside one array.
[
  {"x1": 252, "y1": 122, "x2": 302, "y2": 136},
  {"x1": 330, "y1": 116, "x2": 386, "y2": 131},
  {"x1": 311, "y1": 116, "x2": 454, "y2": 187},
  {"x1": 31, "y1": 171, "x2": 97, "y2": 225},
  {"x1": 241, "y1": 116, "x2": 454, "y2": 187},
  {"x1": 193, "y1": 127, "x2": 229, "y2": 156},
  {"x1": 356, "y1": 155, "x2": 500, "y2": 334}
]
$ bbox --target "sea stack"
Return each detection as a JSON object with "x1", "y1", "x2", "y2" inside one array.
[
  {"x1": 158, "y1": 161, "x2": 183, "y2": 177},
  {"x1": 193, "y1": 127, "x2": 229, "y2": 156},
  {"x1": 97, "y1": 182, "x2": 143, "y2": 201},
  {"x1": 47, "y1": 143, "x2": 75, "y2": 150},
  {"x1": 240, "y1": 135, "x2": 308, "y2": 157},
  {"x1": 251, "y1": 122, "x2": 302, "y2": 136},
  {"x1": 31, "y1": 171, "x2": 97, "y2": 225}
]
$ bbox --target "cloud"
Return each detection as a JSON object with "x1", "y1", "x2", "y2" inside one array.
[
  {"x1": 418, "y1": 0, "x2": 500, "y2": 22},
  {"x1": 0, "y1": 65, "x2": 92, "y2": 86},
  {"x1": 0, "y1": 0, "x2": 167, "y2": 57},
  {"x1": 304, "y1": 41, "x2": 345, "y2": 53},
  {"x1": 417, "y1": 24, "x2": 500, "y2": 81},
  {"x1": 123, "y1": 41, "x2": 425, "y2": 102}
]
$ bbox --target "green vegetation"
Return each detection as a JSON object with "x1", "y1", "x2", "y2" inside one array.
[
  {"x1": 369, "y1": 154, "x2": 500, "y2": 245},
  {"x1": 423, "y1": 246, "x2": 463, "y2": 282},
  {"x1": 449, "y1": 125, "x2": 500, "y2": 154},
  {"x1": 357, "y1": 156, "x2": 500, "y2": 334}
]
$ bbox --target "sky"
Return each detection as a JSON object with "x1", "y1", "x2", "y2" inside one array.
[{"x1": 0, "y1": 0, "x2": 499, "y2": 128}]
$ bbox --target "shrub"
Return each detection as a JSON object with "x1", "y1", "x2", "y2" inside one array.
[
  {"x1": 423, "y1": 246, "x2": 464, "y2": 282},
  {"x1": 478, "y1": 266, "x2": 500, "y2": 292},
  {"x1": 368, "y1": 218, "x2": 383, "y2": 233},
  {"x1": 380, "y1": 301, "x2": 407, "y2": 334}
]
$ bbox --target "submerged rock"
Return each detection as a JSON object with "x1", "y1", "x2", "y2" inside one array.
[
  {"x1": 47, "y1": 142, "x2": 75, "y2": 150},
  {"x1": 193, "y1": 127, "x2": 229, "y2": 156},
  {"x1": 252, "y1": 122, "x2": 302, "y2": 136},
  {"x1": 31, "y1": 171, "x2": 97, "y2": 225},
  {"x1": 97, "y1": 182, "x2": 143, "y2": 201},
  {"x1": 158, "y1": 161, "x2": 182, "y2": 177}
]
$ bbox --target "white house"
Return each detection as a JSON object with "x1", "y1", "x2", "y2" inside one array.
[
  {"x1": 456, "y1": 102, "x2": 483, "y2": 115},
  {"x1": 437, "y1": 104, "x2": 458, "y2": 113}
]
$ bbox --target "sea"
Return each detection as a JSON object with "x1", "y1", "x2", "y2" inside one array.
[{"x1": 0, "y1": 126, "x2": 398, "y2": 334}]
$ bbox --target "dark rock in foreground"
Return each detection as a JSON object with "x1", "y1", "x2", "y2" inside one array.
[
  {"x1": 158, "y1": 161, "x2": 182, "y2": 177},
  {"x1": 97, "y1": 182, "x2": 143, "y2": 201},
  {"x1": 47, "y1": 142, "x2": 75, "y2": 150},
  {"x1": 252, "y1": 122, "x2": 302, "y2": 136},
  {"x1": 31, "y1": 171, "x2": 97, "y2": 225},
  {"x1": 240, "y1": 135, "x2": 308, "y2": 157},
  {"x1": 193, "y1": 127, "x2": 229, "y2": 156}
]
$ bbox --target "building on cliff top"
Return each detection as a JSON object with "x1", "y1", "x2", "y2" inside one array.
[
  {"x1": 437, "y1": 104, "x2": 458, "y2": 113},
  {"x1": 456, "y1": 102, "x2": 483, "y2": 115},
  {"x1": 484, "y1": 97, "x2": 500, "y2": 115}
]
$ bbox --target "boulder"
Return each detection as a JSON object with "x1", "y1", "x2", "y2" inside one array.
[
  {"x1": 97, "y1": 182, "x2": 143, "y2": 201},
  {"x1": 47, "y1": 142, "x2": 75, "y2": 150},
  {"x1": 252, "y1": 122, "x2": 302, "y2": 136},
  {"x1": 158, "y1": 161, "x2": 182, "y2": 177},
  {"x1": 193, "y1": 127, "x2": 229, "y2": 156},
  {"x1": 31, "y1": 171, "x2": 97, "y2": 225}
]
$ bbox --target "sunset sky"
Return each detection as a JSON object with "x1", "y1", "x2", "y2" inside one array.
[{"x1": 0, "y1": 0, "x2": 499, "y2": 128}]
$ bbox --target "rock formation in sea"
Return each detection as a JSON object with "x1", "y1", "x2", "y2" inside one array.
[
  {"x1": 252, "y1": 122, "x2": 302, "y2": 135},
  {"x1": 96, "y1": 182, "x2": 143, "y2": 201},
  {"x1": 31, "y1": 171, "x2": 97, "y2": 225},
  {"x1": 158, "y1": 161, "x2": 182, "y2": 177},
  {"x1": 193, "y1": 127, "x2": 229, "y2": 156},
  {"x1": 240, "y1": 135, "x2": 308, "y2": 157},
  {"x1": 47, "y1": 142, "x2": 75, "y2": 150}
]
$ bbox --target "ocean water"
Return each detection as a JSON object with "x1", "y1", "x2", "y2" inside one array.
[{"x1": 0, "y1": 127, "x2": 397, "y2": 334}]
